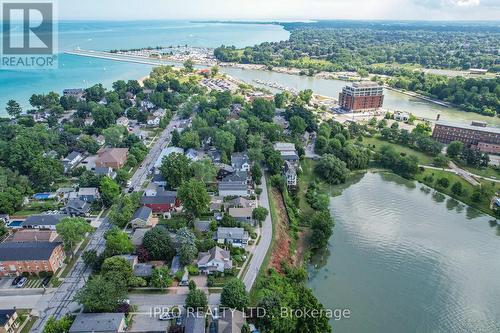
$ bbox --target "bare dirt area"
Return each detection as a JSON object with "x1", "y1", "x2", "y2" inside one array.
[{"x1": 293, "y1": 228, "x2": 311, "y2": 266}]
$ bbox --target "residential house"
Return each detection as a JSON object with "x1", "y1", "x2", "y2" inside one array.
[
  {"x1": 62, "y1": 198, "x2": 91, "y2": 217},
  {"x1": 223, "y1": 171, "x2": 250, "y2": 184},
  {"x1": 210, "y1": 196, "x2": 224, "y2": 211},
  {"x1": 117, "y1": 254, "x2": 139, "y2": 267},
  {"x1": 208, "y1": 149, "x2": 222, "y2": 163},
  {"x1": 185, "y1": 313, "x2": 206, "y2": 333},
  {"x1": 152, "y1": 108, "x2": 166, "y2": 118},
  {"x1": 394, "y1": 111, "x2": 410, "y2": 122},
  {"x1": 94, "y1": 135, "x2": 106, "y2": 146},
  {"x1": 194, "y1": 220, "x2": 211, "y2": 233},
  {"x1": 215, "y1": 227, "x2": 249, "y2": 248},
  {"x1": 228, "y1": 207, "x2": 255, "y2": 226},
  {"x1": 215, "y1": 163, "x2": 235, "y2": 180},
  {"x1": 154, "y1": 147, "x2": 184, "y2": 169},
  {"x1": 63, "y1": 88, "x2": 84, "y2": 101},
  {"x1": 130, "y1": 206, "x2": 157, "y2": 229},
  {"x1": 185, "y1": 148, "x2": 200, "y2": 161},
  {"x1": 218, "y1": 182, "x2": 248, "y2": 198},
  {"x1": 231, "y1": 153, "x2": 250, "y2": 172},
  {"x1": 273, "y1": 142, "x2": 299, "y2": 164},
  {"x1": 197, "y1": 246, "x2": 232, "y2": 274},
  {"x1": 0, "y1": 241, "x2": 65, "y2": 276},
  {"x1": 144, "y1": 182, "x2": 160, "y2": 197},
  {"x1": 131, "y1": 228, "x2": 148, "y2": 248},
  {"x1": 133, "y1": 263, "x2": 153, "y2": 278},
  {"x1": 116, "y1": 116, "x2": 129, "y2": 127},
  {"x1": 151, "y1": 173, "x2": 167, "y2": 187},
  {"x1": 140, "y1": 191, "x2": 180, "y2": 213},
  {"x1": 218, "y1": 309, "x2": 245, "y2": 333},
  {"x1": 140, "y1": 100, "x2": 155, "y2": 110},
  {"x1": 76, "y1": 187, "x2": 100, "y2": 202},
  {"x1": 69, "y1": 313, "x2": 126, "y2": 333},
  {"x1": 93, "y1": 167, "x2": 116, "y2": 179},
  {"x1": 146, "y1": 115, "x2": 161, "y2": 127},
  {"x1": 21, "y1": 214, "x2": 67, "y2": 230},
  {"x1": 224, "y1": 197, "x2": 257, "y2": 210},
  {"x1": 95, "y1": 148, "x2": 129, "y2": 169},
  {"x1": 4, "y1": 229, "x2": 59, "y2": 243},
  {"x1": 0, "y1": 309, "x2": 18, "y2": 333},
  {"x1": 62, "y1": 151, "x2": 83, "y2": 173},
  {"x1": 284, "y1": 161, "x2": 297, "y2": 187}
]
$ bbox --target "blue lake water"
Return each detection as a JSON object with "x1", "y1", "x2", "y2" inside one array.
[{"x1": 0, "y1": 20, "x2": 289, "y2": 110}]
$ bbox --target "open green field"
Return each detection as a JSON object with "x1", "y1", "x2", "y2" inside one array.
[
  {"x1": 415, "y1": 168, "x2": 497, "y2": 216},
  {"x1": 362, "y1": 135, "x2": 435, "y2": 165}
]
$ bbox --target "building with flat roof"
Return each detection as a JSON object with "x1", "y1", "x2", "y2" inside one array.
[
  {"x1": 432, "y1": 121, "x2": 500, "y2": 154},
  {"x1": 0, "y1": 309, "x2": 18, "y2": 333},
  {"x1": 339, "y1": 81, "x2": 384, "y2": 112},
  {"x1": 69, "y1": 313, "x2": 126, "y2": 333}
]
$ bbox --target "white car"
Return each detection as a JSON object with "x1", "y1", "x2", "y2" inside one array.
[
  {"x1": 158, "y1": 312, "x2": 176, "y2": 321},
  {"x1": 16, "y1": 277, "x2": 27, "y2": 288}
]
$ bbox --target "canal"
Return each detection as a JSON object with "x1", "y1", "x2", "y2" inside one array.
[
  {"x1": 221, "y1": 67, "x2": 500, "y2": 127},
  {"x1": 308, "y1": 172, "x2": 500, "y2": 333}
]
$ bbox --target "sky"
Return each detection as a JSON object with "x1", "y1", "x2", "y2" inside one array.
[{"x1": 58, "y1": 0, "x2": 500, "y2": 21}]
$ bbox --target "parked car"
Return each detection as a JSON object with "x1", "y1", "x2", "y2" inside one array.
[
  {"x1": 41, "y1": 276, "x2": 51, "y2": 287},
  {"x1": 16, "y1": 277, "x2": 27, "y2": 288},
  {"x1": 159, "y1": 312, "x2": 176, "y2": 321},
  {"x1": 128, "y1": 187, "x2": 134, "y2": 193},
  {"x1": 11, "y1": 276, "x2": 22, "y2": 286}
]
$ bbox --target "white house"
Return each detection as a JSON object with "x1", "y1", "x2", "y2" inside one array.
[
  {"x1": 147, "y1": 115, "x2": 161, "y2": 127},
  {"x1": 197, "y1": 246, "x2": 232, "y2": 274},
  {"x1": 231, "y1": 153, "x2": 250, "y2": 172},
  {"x1": 116, "y1": 116, "x2": 129, "y2": 127}
]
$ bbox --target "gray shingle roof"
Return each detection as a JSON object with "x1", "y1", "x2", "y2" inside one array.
[
  {"x1": 216, "y1": 227, "x2": 248, "y2": 240},
  {"x1": 21, "y1": 214, "x2": 67, "y2": 227},
  {"x1": 0, "y1": 242, "x2": 62, "y2": 261},
  {"x1": 69, "y1": 313, "x2": 125, "y2": 333},
  {"x1": 218, "y1": 182, "x2": 247, "y2": 191},
  {"x1": 132, "y1": 206, "x2": 152, "y2": 221}
]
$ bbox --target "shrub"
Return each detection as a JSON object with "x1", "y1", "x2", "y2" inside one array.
[{"x1": 187, "y1": 265, "x2": 199, "y2": 276}]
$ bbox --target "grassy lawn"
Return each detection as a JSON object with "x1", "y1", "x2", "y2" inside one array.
[
  {"x1": 362, "y1": 135, "x2": 435, "y2": 165},
  {"x1": 19, "y1": 315, "x2": 37, "y2": 333},
  {"x1": 415, "y1": 168, "x2": 498, "y2": 216},
  {"x1": 456, "y1": 162, "x2": 500, "y2": 179}
]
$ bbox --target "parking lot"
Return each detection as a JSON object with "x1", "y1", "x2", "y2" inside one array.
[{"x1": 0, "y1": 277, "x2": 47, "y2": 289}]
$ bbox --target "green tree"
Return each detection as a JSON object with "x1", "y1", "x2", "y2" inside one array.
[
  {"x1": 310, "y1": 210, "x2": 334, "y2": 250},
  {"x1": 298, "y1": 89, "x2": 313, "y2": 104},
  {"x1": 183, "y1": 59, "x2": 195, "y2": 72},
  {"x1": 252, "y1": 207, "x2": 269, "y2": 225},
  {"x1": 179, "y1": 131, "x2": 200, "y2": 149},
  {"x1": 105, "y1": 228, "x2": 134, "y2": 255},
  {"x1": 177, "y1": 179, "x2": 210, "y2": 217},
  {"x1": 102, "y1": 125, "x2": 124, "y2": 147},
  {"x1": 160, "y1": 153, "x2": 192, "y2": 189},
  {"x1": 171, "y1": 130, "x2": 181, "y2": 146},
  {"x1": 451, "y1": 181, "x2": 464, "y2": 196},
  {"x1": 214, "y1": 130, "x2": 236, "y2": 157},
  {"x1": 447, "y1": 141, "x2": 464, "y2": 158},
  {"x1": 43, "y1": 315, "x2": 73, "y2": 333},
  {"x1": 266, "y1": 150, "x2": 284, "y2": 175},
  {"x1": 55, "y1": 217, "x2": 93, "y2": 252},
  {"x1": 99, "y1": 176, "x2": 121, "y2": 207},
  {"x1": 251, "y1": 163, "x2": 262, "y2": 185},
  {"x1": 220, "y1": 278, "x2": 249, "y2": 310},
  {"x1": 101, "y1": 256, "x2": 133, "y2": 283},
  {"x1": 251, "y1": 98, "x2": 275, "y2": 122},
  {"x1": 143, "y1": 227, "x2": 175, "y2": 260},
  {"x1": 191, "y1": 159, "x2": 217, "y2": 183},
  {"x1": 6, "y1": 100, "x2": 22, "y2": 118},
  {"x1": 185, "y1": 288, "x2": 208, "y2": 312},
  {"x1": 75, "y1": 275, "x2": 126, "y2": 313},
  {"x1": 289, "y1": 116, "x2": 307, "y2": 136},
  {"x1": 436, "y1": 177, "x2": 450, "y2": 188},
  {"x1": 176, "y1": 227, "x2": 198, "y2": 265},
  {"x1": 150, "y1": 266, "x2": 173, "y2": 288},
  {"x1": 315, "y1": 154, "x2": 349, "y2": 185},
  {"x1": 433, "y1": 154, "x2": 450, "y2": 168}
]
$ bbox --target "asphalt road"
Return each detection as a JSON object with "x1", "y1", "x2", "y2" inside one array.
[
  {"x1": 242, "y1": 175, "x2": 272, "y2": 292},
  {"x1": 127, "y1": 116, "x2": 181, "y2": 191}
]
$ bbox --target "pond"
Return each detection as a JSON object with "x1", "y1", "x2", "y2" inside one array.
[{"x1": 308, "y1": 172, "x2": 500, "y2": 333}]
